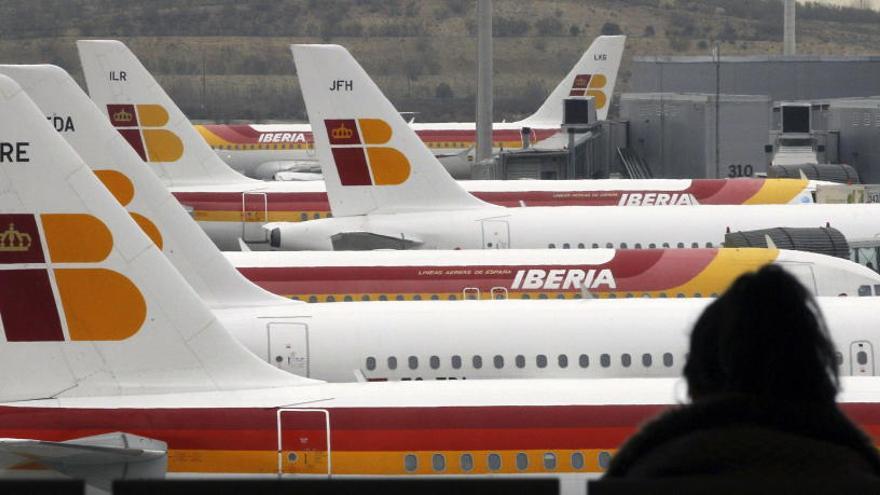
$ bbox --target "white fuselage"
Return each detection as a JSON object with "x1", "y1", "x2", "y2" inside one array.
[
  {"x1": 215, "y1": 297, "x2": 880, "y2": 383},
  {"x1": 271, "y1": 204, "x2": 880, "y2": 252}
]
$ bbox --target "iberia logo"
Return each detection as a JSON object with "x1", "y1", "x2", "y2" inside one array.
[
  {"x1": 0, "y1": 213, "x2": 146, "y2": 342},
  {"x1": 107, "y1": 104, "x2": 184, "y2": 163},
  {"x1": 324, "y1": 119, "x2": 410, "y2": 186},
  {"x1": 93, "y1": 170, "x2": 163, "y2": 250},
  {"x1": 569, "y1": 74, "x2": 608, "y2": 110}
]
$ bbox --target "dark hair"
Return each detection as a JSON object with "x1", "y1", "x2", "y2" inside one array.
[{"x1": 684, "y1": 264, "x2": 839, "y2": 403}]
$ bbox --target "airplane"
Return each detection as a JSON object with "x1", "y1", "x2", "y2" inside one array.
[
  {"x1": 194, "y1": 36, "x2": 626, "y2": 180},
  {"x1": 5, "y1": 63, "x2": 880, "y2": 390},
  {"x1": 227, "y1": 248, "x2": 880, "y2": 302},
  {"x1": 7, "y1": 62, "x2": 880, "y2": 392},
  {"x1": 75, "y1": 40, "x2": 815, "y2": 252},
  {"x1": 263, "y1": 44, "x2": 880, "y2": 253},
  {"x1": 2, "y1": 76, "x2": 880, "y2": 492}
]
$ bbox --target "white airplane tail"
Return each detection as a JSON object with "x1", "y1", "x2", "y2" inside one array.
[
  {"x1": 76, "y1": 40, "x2": 257, "y2": 187},
  {"x1": 292, "y1": 44, "x2": 492, "y2": 217},
  {"x1": 520, "y1": 35, "x2": 626, "y2": 125},
  {"x1": 0, "y1": 75, "x2": 301, "y2": 402},
  {"x1": 0, "y1": 64, "x2": 289, "y2": 310}
]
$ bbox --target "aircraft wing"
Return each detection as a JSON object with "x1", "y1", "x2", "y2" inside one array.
[{"x1": 0, "y1": 434, "x2": 166, "y2": 465}]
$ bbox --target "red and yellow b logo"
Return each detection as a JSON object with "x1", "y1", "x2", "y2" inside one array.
[
  {"x1": 325, "y1": 119, "x2": 411, "y2": 186},
  {"x1": 0, "y1": 213, "x2": 146, "y2": 342},
  {"x1": 108, "y1": 104, "x2": 184, "y2": 163},
  {"x1": 569, "y1": 74, "x2": 608, "y2": 110}
]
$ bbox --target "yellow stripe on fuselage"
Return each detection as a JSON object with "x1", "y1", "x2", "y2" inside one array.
[
  {"x1": 167, "y1": 448, "x2": 615, "y2": 475},
  {"x1": 665, "y1": 248, "x2": 779, "y2": 296},
  {"x1": 744, "y1": 179, "x2": 809, "y2": 205}
]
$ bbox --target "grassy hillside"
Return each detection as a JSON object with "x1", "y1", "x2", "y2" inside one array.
[{"x1": 1, "y1": 0, "x2": 880, "y2": 123}]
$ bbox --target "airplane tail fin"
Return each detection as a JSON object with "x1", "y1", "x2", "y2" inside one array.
[
  {"x1": 0, "y1": 75, "x2": 301, "y2": 402},
  {"x1": 292, "y1": 44, "x2": 490, "y2": 217},
  {"x1": 0, "y1": 64, "x2": 289, "y2": 310},
  {"x1": 76, "y1": 40, "x2": 258, "y2": 187},
  {"x1": 520, "y1": 35, "x2": 626, "y2": 125}
]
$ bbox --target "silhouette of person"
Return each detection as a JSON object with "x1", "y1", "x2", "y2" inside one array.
[{"x1": 604, "y1": 265, "x2": 880, "y2": 478}]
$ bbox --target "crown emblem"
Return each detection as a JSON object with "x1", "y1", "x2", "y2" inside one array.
[
  {"x1": 113, "y1": 108, "x2": 133, "y2": 123},
  {"x1": 331, "y1": 123, "x2": 353, "y2": 140},
  {"x1": 0, "y1": 223, "x2": 32, "y2": 252}
]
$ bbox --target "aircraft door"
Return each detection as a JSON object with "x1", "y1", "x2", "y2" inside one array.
[
  {"x1": 481, "y1": 219, "x2": 510, "y2": 249},
  {"x1": 242, "y1": 192, "x2": 269, "y2": 243},
  {"x1": 277, "y1": 409, "x2": 330, "y2": 475},
  {"x1": 269, "y1": 322, "x2": 309, "y2": 377},
  {"x1": 851, "y1": 341, "x2": 875, "y2": 376},
  {"x1": 777, "y1": 262, "x2": 818, "y2": 295}
]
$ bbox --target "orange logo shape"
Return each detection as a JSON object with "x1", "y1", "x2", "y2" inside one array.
[
  {"x1": 107, "y1": 104, "x2": 184, "y2": 163},
  {"x1": 95, "y1": 170, "x2": 164, "y2": 249},
  {"x1": 324, "y1": 118, "x2": 411, "y2": 186},
  {"x1": 569, "y1": 74, "x2": 608, "y2": 110},
  {"x1": 0, "y1": 213, "x2": 147, "y2": 343}
]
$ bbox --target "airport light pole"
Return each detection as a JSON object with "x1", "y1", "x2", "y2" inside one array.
[{"x1": 476, "y1": 0, "x2": 493, "y2": 165}]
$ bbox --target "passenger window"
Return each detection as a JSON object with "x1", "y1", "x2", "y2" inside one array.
[
  {"x1": 706, "y1": 242, "x2": 713, "y2": 248},
  {"x1": 494, "y1": 355, "x2": 504, "y2": 369},
  {"x1": 430, "y1": 356, "x2": 440, "y2": 370},
  {"x1": 549, "y1": 243, "x2": 556, "y2": 249},
  {"x1": 556, "y1": 294, "x2": 566, "y2": 299},
  {"x1": 835, "y1": 352, "x2": 843, "y2": 366},
  {"x1": 620, "y1": 242, "x2": 627, "y2": 249},
  {"x1": 521, "y1": 294, "x2": 531, "y2": 300},
  {"x1": 539, "y1": 293, "x2": 549, "y2": 299},
  {"x1": 598, "y1": 452, "x2": 612, "y2": 470},
  {"x1": 300, "y1": 213, "x2": 308, "y2": 221},
  {"x1": 448, "y1": 295, "x2": 457, "y2": 301},
  {"x1": 859, "y1": 285, "x2": 872, "y2": 297},
  {"x1": 691, "y1": 242, "x2": 699, "y2": 248},
  {"x1": 600, "y1": 354, "x2": 611, "y2": 368},
  {"x1": 536, "y1": 354, "x2": 548, "y2": 368},
  {"x1": 544, "y1": 453, "x2": 557, "y2": 470},
  {"x1": 409, "y1": 356, "x2": 418, "y2": 370},
  {"x1": 642, "y1": 354, "x2": 652, "y2": 367},
  {"x1": 413, "y1": 295, "x2": 422, "y2": 301},
  {"x1": 488, "y1": 453, "x2": 502, "y2": 471},
  {"x1": 516, "y1": 452, "x2": 528, "y2": 470},
  {"x1": 662, "y1": 243, "x2": 670, "y2": 248},
  {"x1": 344, "y1": 295, "x2": 353, "y2": 302},
  {"x1": 432, "y1": 453, "x2": 446, "y2": 472},
  {"x1": 395, "y1": 295, "x2": 405, "y2": 301},
  {"x1": 366, "y1": 357, "x2": 377, "y2": 371},
  {"x1": 677, "y1": 242, "x2": 684, "y2": 248},
  {"x1": 649, "y1": 243, "x2": 656, "y2": 248},
  {"x1": 452, "y1": 355, "x2": 462, "y2": 369},
  {"x1": 571, "y1": 452, "x2": 585, "y2": 470},
  {"x1": 694, "y1": 292, "x2": 702, "y2": 298},
  {"x1": 592, "y1": 243, "x2": 599, "y2": 249},
  {"x1": 676, "y1": 293, "x2": 685, "y2": 298},
  {"x1": 578, "y1": 243, "x2": 586, "y2": 249},
  {"x1": 579, "y1": 354, "x2": 589, "y2": 368},
  {"x1": 361, "y1": 295, "x2": 370, "y2": 301},
  {"x1": 858, "y1": 351, "x2": 869, "y2": 365},
  {"x1": 308, "y1": 296, "x2": 318, "y2": 303},
  {"x1": 558, "y1": 354, "x2": 568, "y2": 368},
  {"x1": 431, "y1": 295, "x2": 440, "y2": 301},
  {"x1": 379, "y1": 295, "x2": 388, "y2": 301},
  {"x1": 563, "y1": 243, "x2": 570, "y2": 249},
  {"x1": 606, "y1": 242, "x2": 613, "y2": 249},
  {"x1": 621, "y1": 354, "x2": 632, "y2": 367},
  {"x1": 326, "y1": 296, "x2": 336, "y2": 302},
  {"x1": 663, "y1": 353, "x2": 674, "y2": 367},
  {"x1": 388, "y1": 357, "x2": 398, "y2": 370},
  {"x1": 404, "y1": 454, "x2": 418, "y2": 472},
  {"x1": 460, "y1": 453, "x2": 474, "y2": 472},
  {"x1": 516, "y1": 355, "x2": 526, "y2": 368},
  {"x1": 634, "y1": 243, "x2": 642, "y2": 249},
  {"x1": 472, "y1": 355, "x2": 483, "y2": 369}
]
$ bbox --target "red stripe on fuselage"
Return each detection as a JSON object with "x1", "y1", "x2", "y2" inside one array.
[{"x1": 1, "y1": 403, "x2": 878, "y2": 452}]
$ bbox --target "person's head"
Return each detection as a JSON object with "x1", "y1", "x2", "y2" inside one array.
[{"x1": 683, "y1": 264, "x2": 839, "y2": 404}]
